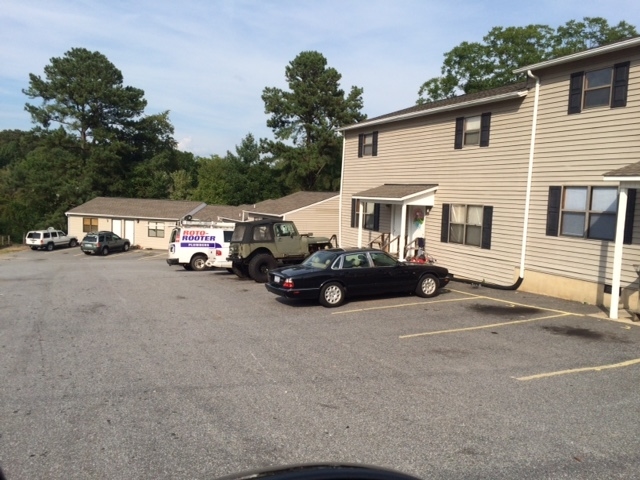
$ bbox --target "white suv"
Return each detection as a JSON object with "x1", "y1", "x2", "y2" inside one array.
[{"x1": 26, "y1": 228, "x2": 78, "y2": 251}]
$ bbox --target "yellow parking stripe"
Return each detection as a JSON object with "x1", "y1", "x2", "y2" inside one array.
[
  {"x1": 515, "y1": 358, "x2": 640, "y2": 381},
  {"x1": 399, "y1": 312, "x2": 573, "y2": 338},
  {"x1": 448, "y1": 288, "x2": 578, "y2": 315}
]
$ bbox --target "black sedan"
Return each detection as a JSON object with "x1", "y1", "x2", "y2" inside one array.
[{"x1": 265, "y1": 248, "x2": 451, "y2": 308}]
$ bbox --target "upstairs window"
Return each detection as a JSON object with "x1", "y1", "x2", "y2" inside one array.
[
  {"x1": 454, "y1": 113, "x2": 491, "y2": 149},
  {"x1": 568, "y1": 61, "x2": 629, "y2": 114},
  {"x1": 358, "y1": 131, "x2": 378, "y2": 157}
]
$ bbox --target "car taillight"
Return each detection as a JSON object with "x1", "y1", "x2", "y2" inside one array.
[
  {"x1": 283, "y1": 278, "x2": 294, "y2": 288},
  {"x1": 215, "y1": 249, "x2": 222, "y2": 256}
]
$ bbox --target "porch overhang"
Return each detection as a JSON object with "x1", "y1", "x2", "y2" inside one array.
[
  {"x1": 603, "y1": 161, "x2": 640, "y2": 320},
  {"x1": 352, "y1": 184, "x2": 438, "y2": 205}
]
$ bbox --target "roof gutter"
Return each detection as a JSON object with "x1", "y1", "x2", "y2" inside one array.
[{"x1": 340, "y1": 91, "x2": 528, "y2": 132}]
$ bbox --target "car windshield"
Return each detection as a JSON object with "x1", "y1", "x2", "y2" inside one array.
[
  {"x1": 302, "y1": 250, "x2": 339, "y2": 269},
  {"x1": 27, "y1": 232, "x2": 41, "y2": 239},
  {"x1": 83, "y1": 235, "x2": 99, "y2": 242}
]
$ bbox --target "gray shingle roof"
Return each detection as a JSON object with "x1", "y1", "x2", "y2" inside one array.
[
  {"x1": 247, "y1": 191, "x2": 338, "y2": 215},
  {"x1": 367, "y1": 82, "x2": 529, "y2": 124},
  {"x1": 66, "y1": 197, "x2": 205, "y2": 220},
  {"x1": 353, "y1": 184, "x2": 438, "y2": 200},
  {"x1": 604, "y1": 161, "x2": 640, "y2": 178},
  {"x1": 193, "y1": 204, "x2": 246, "y2": 222}
]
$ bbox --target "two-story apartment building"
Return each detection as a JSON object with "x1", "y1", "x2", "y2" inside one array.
[{"x1": 338, "y1": 37, "x2": 640, "y2": 318}]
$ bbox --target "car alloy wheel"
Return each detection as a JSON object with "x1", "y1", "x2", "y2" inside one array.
[
  {"x1": 416, "y1": 274, "x2": 438, "y2": 298},
  {"x1": 319, "y1": 282, "x2": 345, "y2": 308}
]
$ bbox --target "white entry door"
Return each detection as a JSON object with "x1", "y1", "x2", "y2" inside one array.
[
  {"x1": 112, "y1": 219, "x2": 122, "y2": 236},
  {"x1": 124, "y1": 220, "x2": 135, "y2": 245}
]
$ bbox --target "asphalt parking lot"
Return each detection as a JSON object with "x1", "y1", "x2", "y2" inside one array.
[{"x1": 1, "y1": 246, "x2": 639, "y2": 479}]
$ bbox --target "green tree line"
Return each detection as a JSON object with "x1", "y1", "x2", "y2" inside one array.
[{"x1": 0, "y1": 48, "x2": 364, "y2": 241}]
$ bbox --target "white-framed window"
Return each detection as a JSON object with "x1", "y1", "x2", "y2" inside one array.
[
  {"x1": 568, "y1": 62, "x2": 629, "y2": 114},
  {"x1": 561, "y1": 186, "x2": 617, "y2": 240},
  {"x1": 148, "y1": 222, "x2": 165, "y2": 238},
  {"x1": 83, "y1": 217, "x2": 98, "y2": 232},
  {"x1": 356, "y1": 202, "x2": 376, "y2": 230},
  {"x1": 357, "y1": 131, "x2": 378, "y2": 157},
  {"x1": 450, "y1": 204, "x2": 483, "y2": 247},
  {"x1": 463, "y1": 116, "x2": 481, "y2": 146},
  {"x1": 583, "y1": 68, "x2": 613, "y2": 109}
]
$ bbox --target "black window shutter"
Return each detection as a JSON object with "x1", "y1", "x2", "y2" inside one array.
[
  {"x1": 568, "y1": 72, "x2": 584, "y2": 114},
  {"x1": 481, "y1": 206, "x2": 493, "y2": 249},
  {"x1": 480, "y1": 112, "x2": 491, "y2": 147},
  {"x1": 454, "y1": 118, "x2": 464, "y2": 149},
  {"x1": 612, "y1": 61, "x2": 630, "y2": 108},
  {"x1": 358, "y1": 134, "x2": 364, "y2": 157},
  {"x1": 372, "y1": 131, "x2": 378, "y2": 156},
  {"x1": 350, "y1": 198, "x2": 357, "y2": 227},
  {"x1": 624, "y1": 188, "x2": 636, "y2": 245},
  {"x1": 373, "y1": 203, "x2": 380, "y2": 231},
  {"x1": 546, "y1": 186, "x2": 562, "y2": 236},
  {"x1": 441, "y1": 204, "x2": 450, "y2": 243}
]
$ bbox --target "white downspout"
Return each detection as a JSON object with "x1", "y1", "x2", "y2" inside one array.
[
  {"x1": 338, "y1": 134, "x2": 346, "y2": 247},
  {"x1": 519, "y1": 70, "x2": 540, "y2": 278}
]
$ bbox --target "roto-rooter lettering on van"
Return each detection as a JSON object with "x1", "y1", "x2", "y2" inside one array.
[{"x1": 166, "y1": 219, "x2": 235, "y2": 271}]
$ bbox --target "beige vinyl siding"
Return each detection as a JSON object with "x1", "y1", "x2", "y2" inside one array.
[
  {"x1": 285, "y1": 195, "x2": 339, "y2": 240},
  {"x1": 67, "y1": 215, "x2": 173, "y2": 250},
  {"x1": 140, "y1": 221, "x2": 171, "y2": 250},
  {"x1": 67, "y1": 215, "x2": 109, "y2": 240},
  {"x1": 341, "y1": 96, "x2": 533, "y2": 284},
  {"x1": 524, "y1": 52, "x2": 640, "y2": 288}
]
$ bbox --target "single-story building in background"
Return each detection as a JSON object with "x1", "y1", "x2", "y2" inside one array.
[{"x1": 65, "y1": 191, "x2": 339, "y2": 250}]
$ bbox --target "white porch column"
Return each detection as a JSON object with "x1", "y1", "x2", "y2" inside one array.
[
  {"x1": 357, "y1": 200, "x2": 364, "y2": 248},
  {"x1": 610, "y1": 186, "x2": 628, "y2": 319},
  {"x1": 399, "y1": 203, "x2": 407, "y2": 260}
]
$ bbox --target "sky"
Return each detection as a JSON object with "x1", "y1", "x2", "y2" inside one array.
[{"x1": 2, "y1": 0, "x2": 640, "y2": 157}]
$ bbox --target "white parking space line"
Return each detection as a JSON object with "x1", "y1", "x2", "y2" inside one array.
[
  {"x1": 137, "y1": 252, "x2": 166, "y2": 260},
  {"x1": 515, "y1": 358, "x2": 640, "y2": 381}
]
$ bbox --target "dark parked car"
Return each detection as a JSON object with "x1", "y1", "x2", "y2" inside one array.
[
  {"x1": 265, "y1": 248, "x2": 451, "y2": 308},
  {"x1": 80, "y1": 231, "x2": 131, "y2": 256}
]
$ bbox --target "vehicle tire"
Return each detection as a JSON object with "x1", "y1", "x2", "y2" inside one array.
[
  {"x1": 69, "y1": 239, "x2": 78, "y2": 248},
  {"x1": 30, "y1": 246, "x2": 37, "y2": 250},
  {"x1": 101, "y1": 246, "x2": 110, "y2": 256},
  {"x1": 319, "y1": 282, "x2": 345, "y2": 308},
  {"x1": 416, "y1": 274, "x2": 438, "y2": 298},
  {"x1": 231, "y1": 263, "x2": 248, "y2": 279},
  {"x1": 122, "y1": 242, "x2": 130, "y2": 252},
  {"x1": 248, "y1": 253, "x2": 277, "y2": 283},
  {"x1": 46, "y1": 242, "x2": 54, "y2": 251},
  {"x1": 183, "y1": 264, "x2": 193, "y2": 271},
  {"x1": 190, "y1": 254, "x2": 207, "y2": 271}
]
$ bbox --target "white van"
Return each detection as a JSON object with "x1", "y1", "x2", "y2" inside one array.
[{"x1": 166, "y1": 219, "x2": 235, "y2": 271}]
